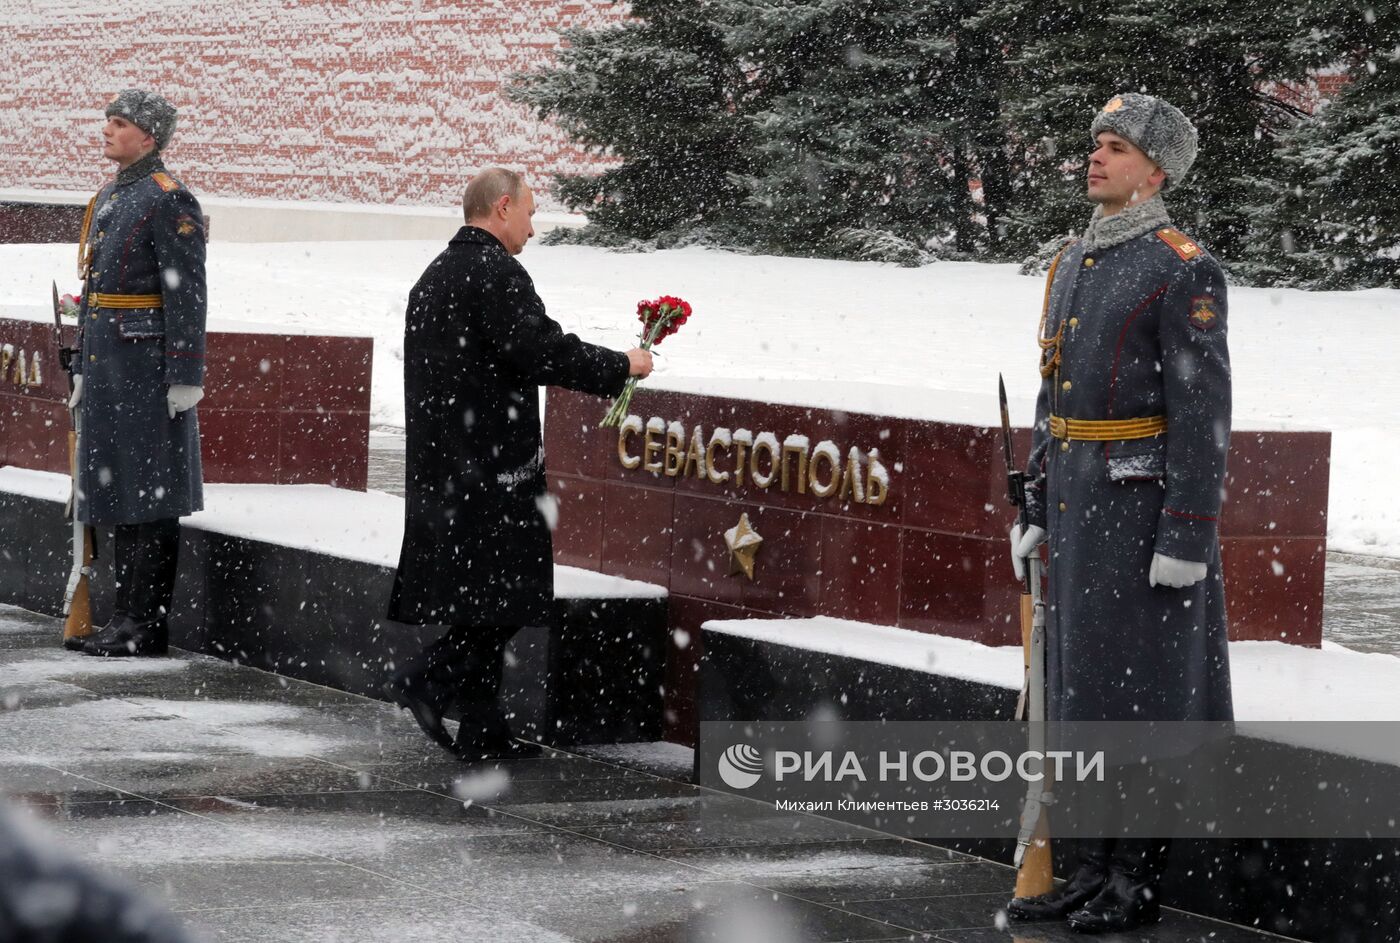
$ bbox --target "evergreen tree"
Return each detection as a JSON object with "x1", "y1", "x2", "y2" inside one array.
[
  {"x1": 974, "y1": 0, "x2": 1308, "y2": 262},
  {"x1": 714, "y1": 0, "x2": 1012, "y2": 263},
  {"x1": 1239, "y1": 3, "x2": 1400, "y2": 288},
  {"x1": 509, "y1": 0, "x2": 756, "y2": 245}
]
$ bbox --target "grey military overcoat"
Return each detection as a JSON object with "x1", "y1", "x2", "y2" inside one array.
[
  {"x1": 74, "y1": 156, "x2": 207, "y2": 526},
  {"x1": 1024, "y1": 227, "x2": 1234, "y2": 723}
]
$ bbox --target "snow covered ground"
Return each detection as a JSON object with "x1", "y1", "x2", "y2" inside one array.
[
  {"x1": 3, "y1": 239, "x2": 1397, "y2": 556},
  {"x1": 704, "y1": 616, "x2": 1400, "y2": 728}
]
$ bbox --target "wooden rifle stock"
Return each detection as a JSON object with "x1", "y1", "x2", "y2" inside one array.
[
  {"x1": 1012, "y1": 553, "x2": 1053, "y2": 898},
  {"x1": 1000, "y1": 374, "x2": 1053, "y2": 899},
  {"x1": 54, "y1": 281, "x2": 93, "y2": 641},
  {"x1": 62, "y1": 429, "x2": 94, "y2": 640}
]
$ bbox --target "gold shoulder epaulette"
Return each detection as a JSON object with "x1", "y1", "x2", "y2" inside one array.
[
  {"x1": 151, "y1": 172, "x2": 181, "y2": 193},
  {"x1": 1156, "y1": 227, "x2": 1202, "y2": 262}
]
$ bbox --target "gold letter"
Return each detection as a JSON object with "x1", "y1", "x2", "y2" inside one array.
[
  {"x1": 750, "y1": 433, "x2": 779, "y2": 489},
  {"x1": 839, "y1": 447, "x2": 866, "y2": 504},
  {"x1": 683, "y1": 425, "x2": 707, "y2": 479},
  {"x1": 733, "y1": 430, "x2": 752, "y2": 486},
  {"x1": 706, "y1": 429, "x2": 732, "y2": 485},
  {"x1": 643, "y1": 420, "x2": 664, "y2": 473},
  {"x1": 780, "y1": 436, "x2": 809, "y2": 494},
  {"x1": 617, "y1": 415, "x2": 643, "y2": 469},
  {"x1": 664, "y1": 422, "x2": 686, "y2": 477},
  {"x1": 808, "y1": 443, "x2": 841, "y2": 498},
  {"x1": 866, "y1": 448, "x2": 890, "y2": 506}
]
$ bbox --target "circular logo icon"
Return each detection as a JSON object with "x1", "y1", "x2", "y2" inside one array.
[{"x1": 717, "y1": 743, "x2": 764, "y2": 790}]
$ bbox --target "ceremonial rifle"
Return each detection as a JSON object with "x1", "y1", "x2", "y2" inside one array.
[
  {"x1": 1000, "y1": 374, "x2": 1053, "y2": 898},
  {"x1": 53, "y1": 281, "x2": 94, "y2": 641}
]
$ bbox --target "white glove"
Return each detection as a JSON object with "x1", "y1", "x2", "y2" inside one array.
[
  {"x1": 1149, "y1": 552, "x2": 1207, "y2": 589},
  {"x1": 167, "y1": 384, "x2": 204, "y2": 419},
  {"x1": 68, "y1": 374, "x2": 83, "y2": 409},
  {"x1": 1009, "y1": 523, "x2": 1047, "y2": 581}
]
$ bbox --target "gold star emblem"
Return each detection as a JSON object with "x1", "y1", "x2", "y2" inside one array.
[
  {"x1": 723, "y1": 512, "x2": 763, "y2": 581},
  {"x1": 176, "y1": 218, "x2": 196, "y2": 236},
  {"x1": 1104, "y1": 97, "x2": 1124, "y2": 113}
]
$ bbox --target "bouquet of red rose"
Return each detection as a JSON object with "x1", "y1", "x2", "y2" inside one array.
[
  {"x1": 57, "y1": 293, "x2": 82, "y2": 320},
  {"x1": 600, "y1": 295, "x2": 692, "y2": 428}
]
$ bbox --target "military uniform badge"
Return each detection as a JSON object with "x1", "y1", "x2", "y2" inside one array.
[
  {"x1": 1189, "y1": 295, "x2": 1220, "y2": 332},
  {"x1": 151, "y1": 171, "x2": 180, "y2": 192},
  {"x1": 1156, "y1": 227, "x2": 1202, "y2": 261}
]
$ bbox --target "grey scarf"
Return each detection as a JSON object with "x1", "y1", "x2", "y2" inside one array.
[
  {"x1": 1080, "y1": 194, "x2": 1172, "y2": 252},
  {"x1": 115, "y1": 152, "x2": 165, "y2": 187}
]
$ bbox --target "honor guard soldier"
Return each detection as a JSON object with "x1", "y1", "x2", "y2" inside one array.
[
  {"x1": 1006, "y1": 94, "x2": 1235, "y2": 933},
  {"x1": 64, "y1": 89, "x2": 207, "y2": 658}
]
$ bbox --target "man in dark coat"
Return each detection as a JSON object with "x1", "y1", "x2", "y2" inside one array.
[
  {"x1": 385, "y1": 168, "x2": 652, "y2": 761},
  {"x1": 65, "y1": 89, "x2": 207, "y2": 659},
  {"x1": 1006, "y1": 94, "x2": 1233, "y2": 933}
]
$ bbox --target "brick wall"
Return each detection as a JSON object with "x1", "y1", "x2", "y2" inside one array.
[{"x1": 0, "y1": 0, "x2": 626, "y2": 207}]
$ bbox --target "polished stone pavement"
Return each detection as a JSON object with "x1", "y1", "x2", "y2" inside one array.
[{"x1": 1, "y1": 605, "x2": 1297, "y2": 942}]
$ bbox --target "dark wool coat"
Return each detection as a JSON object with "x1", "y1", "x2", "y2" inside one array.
[
  {"x1": 73, "y1": 157, "x2": 207, "y2": 526},
  {"x1": 1024, "y1": 227, "x2": 1234, "y2": 723},
  {"x1": 388, "y1": 227, "x2": 630, "y2": 627}
]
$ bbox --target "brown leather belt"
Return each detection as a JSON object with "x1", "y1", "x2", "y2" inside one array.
[
  {"x1": 90, "y1": 293, "x2": 163, "y2": 309},
  {"x1": 1049, "y1": 415, "x2": 1166, "y2": 441}
]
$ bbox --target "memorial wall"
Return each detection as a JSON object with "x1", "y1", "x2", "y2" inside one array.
[
  {"x1": 544, "y1": 386, "x2": 1331, "y2": 742},
  {"x1": 0, "y1": 311, "x2": 371, "y2": 489}
]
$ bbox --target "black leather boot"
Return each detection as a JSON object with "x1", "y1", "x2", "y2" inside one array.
[
  {"x1": 82, "y1": 522, "x2": 175, "y2": 657},
  {"x1": 65, "y1": 611, "x2": 126, "y2": 653},
  {"x1": 452, "y1": 699, "x2": 542, "y2": 762},
  {"x1": 1066, "y1": 838, "x2": 1169, "y2": 934},
  {"x1": 382, "y1": 673, "x2": 457, "y2": 751},
  {"x1": 65, "y1": 527, "x2": 137, "y2": 652},
  {"x1": 80, "y1": 616, "x2": 168, "y2": 657},
  {"x1": 1007, "y1": 839, "x2": 1113, "y2": 921}
]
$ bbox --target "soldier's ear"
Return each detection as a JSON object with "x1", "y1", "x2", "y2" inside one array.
[{"x1": 1148, "y1": 164, "x2": 1166, "y2": 189}]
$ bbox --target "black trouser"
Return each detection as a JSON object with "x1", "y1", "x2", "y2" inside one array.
[
  {"x1": 395, "y1": 624, "x2": 522, "y2": 746},
  {"x1": 1094, "y1": 763, "x2": 1179, "y2": 882},
  {"x1": 111, "y1": 518, "x2": 180, "y2": 623}
]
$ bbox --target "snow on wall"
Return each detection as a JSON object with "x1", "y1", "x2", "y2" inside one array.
[{"x1": 0, "y1": 0, "x2": 625, "y2": 208}]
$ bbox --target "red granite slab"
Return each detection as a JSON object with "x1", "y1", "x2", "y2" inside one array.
[
  {"x1": 600, "y1": 481, "x2": 675, "y2": 586},
  {"x1": 740, "y1": 504, "x2": 825, "y2": 617},
  {"x1": 548, "y1": 473, "x2": 605, "y2": 569},
  {"x1": 278, "y1": 411, "x2": 370, "y2": 489},
  {"x1": 1222, "y1": 431, "x2": 1331, "y2": 539},
  {"x1": 1221, "y1": 537, "x2": 1325, "y2": 646},
  {"x1": 668, "y1": 492, "x2": 749, "y2": 606},
  {"x1": 280, "y1": 335, "x2": 373, "y2": 412},
  {"x1": 898, "y1": 530, "x2": 1013, "y2": 643},
  {"x1": 204, "y1": 332, "x2": 282, "y2": 410},
  {"x1": 818, "y1": 518, "x2": 904, "y2": 625},
  {"x1": 199, "y1": 409, "x2": 280, "y2": 484}
]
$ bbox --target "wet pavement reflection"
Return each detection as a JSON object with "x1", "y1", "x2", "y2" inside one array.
[{"x1": 3, "y1": 605, "x2": 1301, "y2": 941}]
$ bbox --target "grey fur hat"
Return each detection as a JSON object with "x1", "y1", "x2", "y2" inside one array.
[
  {"x1": 105, "y1": 89, "x2": 178, "y2": 151},
  {"x1": 1090, "y1": 93, "x2": 1198, "y2": 189}
]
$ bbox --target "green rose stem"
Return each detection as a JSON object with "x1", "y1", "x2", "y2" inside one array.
[{"x1": 600, "y1": 305, "x2": 677, "y2": 428}]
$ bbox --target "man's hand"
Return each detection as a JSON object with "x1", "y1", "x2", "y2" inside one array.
[
  {"x1": 68, "y1": 374, "x2": 83, "y2": 409},
  {"x1": 1149, "y1": 553, "x2": 1207, "y2": 589},
  {"x1": 167, "y1": 384, "x2": 204, "y2": 419},
  {"x1": 1009, "y1": 523, "x2": 1047, "y2": 581},
  {"x1": 626, "y1": 348, "x2": 654, "y2": 378}
]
